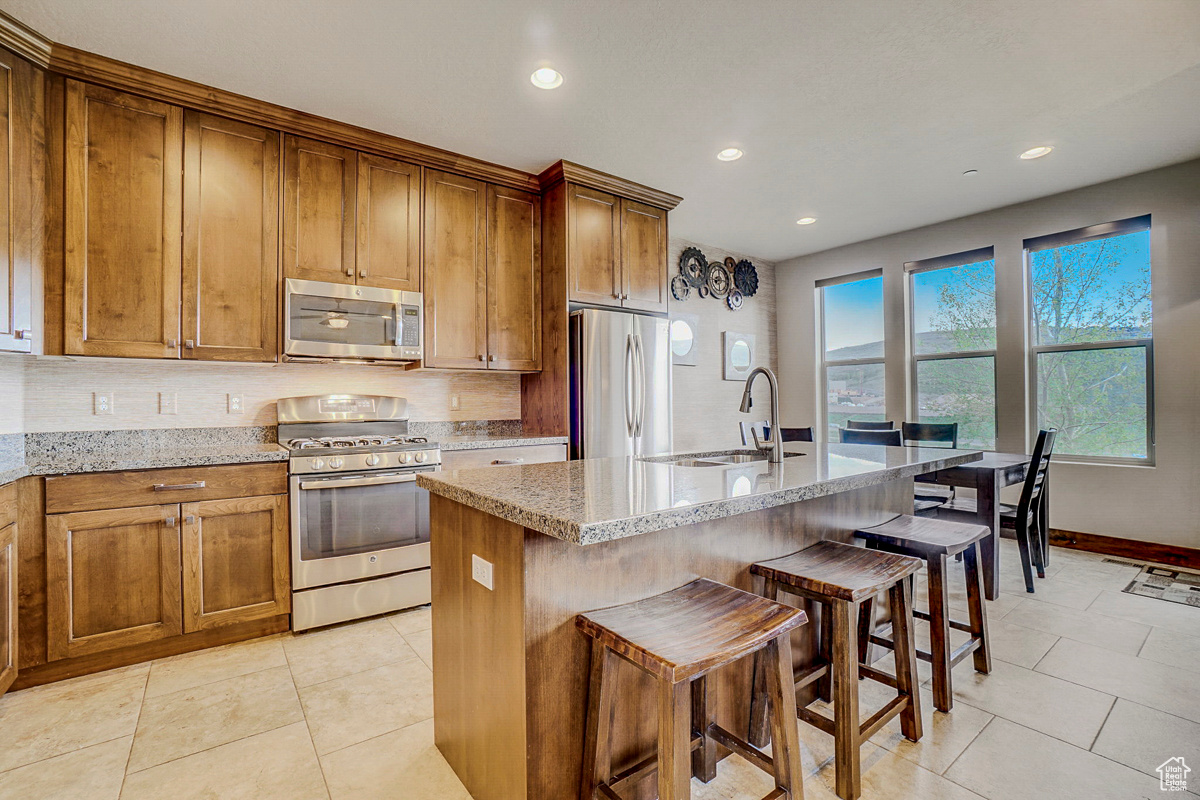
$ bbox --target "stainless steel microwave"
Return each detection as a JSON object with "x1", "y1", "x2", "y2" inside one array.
[{"x1": 284, "y1": 279, "x2": 423, "y2": 362}]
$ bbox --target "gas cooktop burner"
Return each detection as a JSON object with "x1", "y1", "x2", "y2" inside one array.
[{"x1": 286, "y1": 435, "x2": 429, "y2": 451}]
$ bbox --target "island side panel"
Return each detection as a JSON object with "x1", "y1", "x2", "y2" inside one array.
[
  {"x1": 430, "y1": 493, "x2": 528, "y2": 800},
  {"x1": 522, "y1": 478, "x2": 911, "y2": 800}
]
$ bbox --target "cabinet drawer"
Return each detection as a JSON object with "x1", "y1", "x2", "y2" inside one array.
[
  {"x1": 440, "y1": 444, "x2": 566, "y2": 472},
  {"x1": 45, "y1": 463, "x2": 287, "y2": 514},
  {"x1": 0, "y1": 482, "x2": 15, "y2": 529}
]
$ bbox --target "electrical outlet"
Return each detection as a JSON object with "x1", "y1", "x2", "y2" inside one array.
[
  {"x1": 227, "y1": 393, "x2": 244, "y2": 414},
  {"x1": 93, "y1": 392, "x2": 113, "y2": 415},
  {"x1": 450, "y1": 394, "x2": 460, "y2": 411},
  {"x1": 159, "y1": 392, "x2": 178, "y2": 415},
  {"x1": 471, "y1": 554, "x2": 494, "y2": 590}
]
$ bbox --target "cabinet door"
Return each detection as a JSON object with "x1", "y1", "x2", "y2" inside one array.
[
  {"x1": 182, "y1": 112, "x2": 280, "y2": 362},
  {"x1": 567, "y1": 185, "x2": 620, "y2": 307},
  {"x1": 65, "y1": 82, "x2": 183, "y2": 358},
  {"x1": 423, "y1": 169, "x2": 486, "y2": 369},
  {"x1": 619, "y1": 199, "x2": 668, "y2": 313},
  {"x1": 486, "y1": 185, "x2": 541, "y2": 371},
  {"x1": 356, "y1": 153, "x2": 421, "y2": 291},
  {"x1": 181, "y1": 495, "x2": 288, "y2": 633},
  {"x1": 283, "y1": 135, "x2": 356, "y2": 284},
  {"x1": 0, "y1": 50, "x2": 37, "y2": 354},
  {"x1": 0, "y1": 520, "x2": 15, "y2": 696},
  {"x1": 45, "y1": 505, "x2": 182, "y2": 660}
]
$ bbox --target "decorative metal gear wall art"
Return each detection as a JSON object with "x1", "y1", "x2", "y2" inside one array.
[{"x1": 674, "y1": 247, "x2": 759, "y2": 312}]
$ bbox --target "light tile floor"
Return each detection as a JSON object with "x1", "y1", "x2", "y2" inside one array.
[{"x1": 2, "y1": 541, "x2": 1199, "y2": 799}]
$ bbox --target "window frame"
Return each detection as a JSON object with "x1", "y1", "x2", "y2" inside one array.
[
  {"x1": 905, "y1": 246, "x2": 998, "y2": 450},
  {"x1": 817, "y1": 269, "x2": 885, "y2": 441},
  {"x1": 1024, "y1": 216, "x2": 1154, "y2": 466}
]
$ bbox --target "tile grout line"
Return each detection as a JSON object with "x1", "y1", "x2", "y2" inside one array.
[
  {"x1": 941, "y1": 714, "x2": 995, "y2": 779},
  {"x1": 282, "y1": 638, "x2": 335, "y2": 800},
  {"x1": 317, "y1": 713, "x2": 437, "y2": 759},
  {"x1": 118, "y1": 668, "x2": 151, "y2": 797},
  {"x1": 1086, "y1": 695, "x2": 1118, "y2": 753}
]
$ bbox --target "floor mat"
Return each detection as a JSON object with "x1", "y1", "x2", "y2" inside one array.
[{"x1": 1124, "y1": 565, "x2": 1200, "y2": 607}]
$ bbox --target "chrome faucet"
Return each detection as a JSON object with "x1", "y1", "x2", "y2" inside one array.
[{"x1": 739, "y1": 367, "x2": 783, "y2": 463}]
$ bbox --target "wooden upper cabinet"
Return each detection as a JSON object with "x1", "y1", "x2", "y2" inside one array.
[
  {"x1": 567, "y1": 185, "x2": 620, "y2": 306},
  {"x1": 181, "y1": 495, "x2": 289, "y2": 633},
  {"x1": 486, "y1": 185, "x2": 541, "y2": 371},
  {"x1": 619, "y1": 199, "x2": 668, "y2": 313},
  {"x1": 356, "y1": 153, "x2": 421, "y2": 291},
  {"x1": 423, "y1": 169, "x2": 486, "y2": 369},
  {"x1": 0, "y1": 49, "x2": 39, "y2": 355},
  {"x1": 65, "y1": 82, "x2": 183, "y2": 358},
  {"x1": 283, "y1": 135, "x2": 356, "y2": 284},
  {"x1": 0, "y1": 519, "x2": 15, "y2": 696},
  {"x1": 45, "y1": 504, "x2": 183, "y2": 660},
  {"x1": 182, "y1": 112, "x2": 280, "y2": 362}
]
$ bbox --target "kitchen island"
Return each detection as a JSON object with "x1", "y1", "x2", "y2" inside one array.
[{"x1": 417, "y1": 443, "x2": 979, "y2": 800}]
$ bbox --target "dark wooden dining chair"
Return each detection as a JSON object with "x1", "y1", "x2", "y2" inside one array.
[
  {"x1": 780, "y1": 426, "x2": 814, "y2": 442},
  {"x1": 845, "y1": 420, "x2": 894, "y2": 431},
  {"x1": 739, "y1": 421, "x2": 770, "y2": 447},
  {"x1": 839, "y1": 428, "x2": 902, "y2": 446},
  {"x1": 940, "y1": 429, "x2": 1057, "y2": 593},
  {"x1": 741, "y1": 422, "x2": 814, "y2": 445},
  {"x1": 902, "y1": 422, "x2": 958, "y2": 508}
]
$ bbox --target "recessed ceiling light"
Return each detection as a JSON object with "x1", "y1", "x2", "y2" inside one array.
[
  {"x1": 962, "y1": 169, "x2": 979, "y2": 176},
  {"x1": 796, "y1": 217, "x2": 817, "y2": 225},
  {"x1": 1019, "y1": 146, "x2": 1053, "y2": 160},
  {"x1": 530, "y1": 68, "x2": 563, "y2": 89},
  {"x1": 716, "y1": 148, "x2": 744, "y2": 161}
]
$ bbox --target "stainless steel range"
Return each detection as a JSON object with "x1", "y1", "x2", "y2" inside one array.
[{"x1": 278, "y1": 394, "x2": 438, "y2": 631}]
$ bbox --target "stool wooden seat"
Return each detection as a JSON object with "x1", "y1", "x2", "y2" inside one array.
[
  {"x1": 855, "y1": 515, "x2": 991, "y2": 713},
  {"x1": 749, "y1": 541, "x2": 923, "y2": 800},
  {"x1": 577, "y1": 578, "x2": 808, "y2": 800}
]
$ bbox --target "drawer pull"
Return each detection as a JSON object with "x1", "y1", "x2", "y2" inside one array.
[
  {"x1": 184, "y1": 514, "x2": 196, "y2": 524},
  {"x1": 165, "y1": 516, "x2": 176, "y2": 527},
  {"x1": 152, "y1": 481, "x2": 207, "y2": 491},
  {"x1": 491, "y1": 458, "x2": 525, "y2": 465}
]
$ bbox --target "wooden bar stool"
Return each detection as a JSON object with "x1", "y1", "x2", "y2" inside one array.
[
  {"x1": 748, "y1": 541, "x2": 923, "y2": 800},
  {"x1": 855, "y1": 515, "x2": 991, "y2": 713},
  {"x1": 576, "y1": 578, "x2": 808, "y2": 800}
]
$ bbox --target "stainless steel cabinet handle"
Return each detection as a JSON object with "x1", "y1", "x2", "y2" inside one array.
[
  {"x1": 488, "y1": 354, "x2": 496, "y2": 362},
  {"x1": 491, "y1": 458, "x2": 525, "y2": 465},
  {"x1": 359, "y1": 270, "x2": 367, "y2": 278},
  {"x1": 15, "y1": 329, "x2": 31, "y2": 340},
  {"x1": 344, "y1": 268, "x2": 353, "y2": 276},
  {"x1": 478, "y1": 354, "x2": 485, "y2": 361},
  {"x1": 167, "y1": 339, "x2": 178, "y2": 348},
  {"x1": 152, "y1": 481, "x2": 207, "y2": 491},
  {"x1": 184, "y1": 515, "x2": 196, "y2": 524},
  {"x1": 184, "y1": 339, "x2": 194, "y2": 349},
  {"x1": 298, "y1": 473, "x2": 419, "y2": 490},
  {"x1": 165, "y1": 516, "x2": 176, "y2": 527}
]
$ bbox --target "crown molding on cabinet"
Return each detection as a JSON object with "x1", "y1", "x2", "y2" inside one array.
[
  {"x1": 538, "y1": 160, "x2": 683, "y2": 211},
  {"x1": 0, "y1": 10, "x2": 52, "y2": 68}
]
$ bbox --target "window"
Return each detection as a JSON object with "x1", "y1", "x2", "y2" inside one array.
[
  {"x1": 819, "y1": 271, "x2": 885, "y2": 440},
  {"x1": 1025, "y1": 216, "x2": 1152, "y2": 462},
  {"x1": 907, "y1": 247, "x2": 997, "y2": 449}
]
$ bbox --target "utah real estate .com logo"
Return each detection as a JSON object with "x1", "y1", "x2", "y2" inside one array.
[{"x1": 1158, "y1": 757, "x2": 1190, "y2": 792}]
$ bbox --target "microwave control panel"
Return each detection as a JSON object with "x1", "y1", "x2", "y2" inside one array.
[{"x1": 399, "y1": 304, "x2": 422, "y2": 358}]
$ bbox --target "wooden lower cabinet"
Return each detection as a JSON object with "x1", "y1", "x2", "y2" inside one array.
[
  {"x1": 0, "y1": 517, "x2": 16, "y2": 695},
  {"x1": 182, "y1": 495, "x2": 289, "y2": 632},
  {"x1": 43, "y1": 476, "x2": 290, "y2": 664},
  {"x1": 45, "y1": 504, "x2": 183, "y2": 660}
]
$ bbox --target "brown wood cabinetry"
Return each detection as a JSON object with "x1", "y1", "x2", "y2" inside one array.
[
  {"x1": 357, "y1": 153, "x2": 421, "y2": 291},
  {"x1": 283, "y1": 135, "x2": 356, "y2": 284},
  {"x1": 423, "y1": 169, "x2": 487, "y2": 369},
  {"x1": 0, "y1": 47, "x2": 42, "y2": 355},
  {"x1": 424, "y1": 170, "x2": 541, "y2": 371},
  {"x1": 183, "y1": 111, "x2": 280, "y2": 362},
  {"x1": 182, "y1": 495, "x2": 289, "y2": 632},
  {"x1": 64, "y1": 81, "x2": 183, "y2": 358},
  {"x1": 42, "y1": 463, "x2": 288, "y2": 664},
  {"x1": 618, "y1": 199, "x2": 668, "y2": 313},
  {"x1": 0, "y1": 483, "x2": 17, "y2": 696}
]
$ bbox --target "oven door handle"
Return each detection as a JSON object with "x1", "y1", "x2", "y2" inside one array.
[{"x1": 298, "y1": 473, "x2": 421, "y2": 490}]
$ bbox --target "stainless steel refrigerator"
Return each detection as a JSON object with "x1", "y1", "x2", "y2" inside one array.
[{"x1": 570, "y1": 308, "x2": 672, "y2": 459}]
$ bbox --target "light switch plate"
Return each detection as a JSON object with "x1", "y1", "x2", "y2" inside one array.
[
  {"x1": 471, "y1": 554, "x2": 494, "y2": 590},
  {"x1": 159, "y1": 392, "x2": 178, "y2": 415},
  {"x1": 227, "y1": 393, "x2": 244, "y2": 414},
  {"x1": 93, "y1": 392, "x2": 113, "y2": 415},
  {"x1": 450, "y1": 394, "x2": 460, "y2": 411}
]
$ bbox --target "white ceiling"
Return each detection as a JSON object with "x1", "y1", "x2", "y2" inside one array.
[{"x1": 9, "y1": 0, "x2": 1200, "y2": 261}]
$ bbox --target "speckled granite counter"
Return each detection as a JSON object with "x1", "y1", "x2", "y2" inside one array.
[
  {"x1": 418, "y1": 443, "x2": 980, "y2": 545},
  {"x1": 436, "y1": 434, "x2": 568, "y2": 451}
]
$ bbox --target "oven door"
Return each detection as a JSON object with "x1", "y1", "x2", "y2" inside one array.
[
  {"x1": 290, "y1": 467, "x2": 434, "y2": 590},
  {"x1": 284, "y1": 278, "x2": 422, "y2": 361}
]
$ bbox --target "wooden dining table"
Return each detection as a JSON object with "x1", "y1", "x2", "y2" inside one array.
[{"x1": 920, "y1": 451, "x2": 1039, "y2": 600}]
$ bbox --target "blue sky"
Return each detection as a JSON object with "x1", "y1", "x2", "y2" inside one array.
[{"x1": 823, "y1": 275, "x2": 883, "y2": 354}]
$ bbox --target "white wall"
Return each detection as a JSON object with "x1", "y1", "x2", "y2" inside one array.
[
  {"x1": 668, "y1": 239, "x2": 778, "y2": 452},
  {"x1": 776, "y1": 159, "x2": 1200, "y2": 548}
]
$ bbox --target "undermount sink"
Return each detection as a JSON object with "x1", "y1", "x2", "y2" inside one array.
[{"x1": 651, "y1": 450, "x2": 806, "y2": 468}]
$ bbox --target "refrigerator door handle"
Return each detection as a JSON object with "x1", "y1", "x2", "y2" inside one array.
[
  {"x1": 624, "y1": 334, "x2": 636, "y2": 437},
  {"x1": 634, "y1": 333, "x2": 647, "y2": 439}
]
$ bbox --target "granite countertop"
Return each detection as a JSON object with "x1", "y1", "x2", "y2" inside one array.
[
  {"x1": 437, "y1": 434, "x2": 568, "y2": 451},
  {"x1": 417, "y1": 443, "x2": 981, "y2": 545},
  {"x1": 27, "y1": 443, "x2": 290, "y2": 476}
]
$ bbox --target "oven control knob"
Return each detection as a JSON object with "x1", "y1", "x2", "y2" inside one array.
[
  {"x1": 311, "y1": 458, "x2": 325, "y2": 470},
  {"x1": 398, "y1": 452, "x2": 411, "y2": 464},
  {"x1": 365, "y1": 454, "x2": 381, "y2": 467},
  {"x1": 415, "y1": 452, "x2": 427, "y2": 463},
  {"x1": 328, "y1": 457, "x2": 344, "y2": 470}
]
